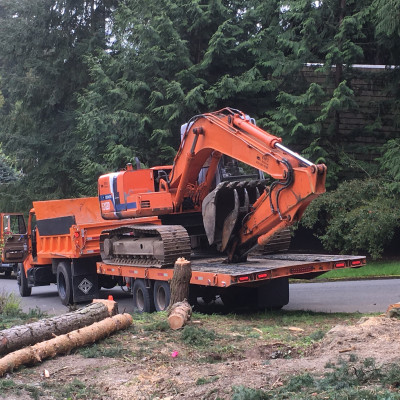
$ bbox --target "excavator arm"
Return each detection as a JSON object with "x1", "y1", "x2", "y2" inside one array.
[{"x1": 165, "y1": 108, "x2": 326, "y2": 261}]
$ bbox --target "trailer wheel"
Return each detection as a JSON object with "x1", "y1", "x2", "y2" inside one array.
[
  {"x1": 17, "y1": 263, "x2": 31, "y2": 297},
  {"x1": 132, "y1": 279, "x2": 154, "y2": 313},
  {"x1": 57, "y1": 261, "x2": 73, "y2": 306},
  {"x1": 153, "y1": 281, "x2": 171, "y2": 312}
]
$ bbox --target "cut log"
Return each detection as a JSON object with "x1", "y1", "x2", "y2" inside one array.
[
  {"x1": 92, "y1": 298, "x2": 119, "y2": 316},
  {"x1": 168, "y1": 257, "x2": 192, "y2": 309},
  {"x1": 0, "y1": 313, "x2": 133, "y2": 377},
  {"x1": 0, "y1": 301, "x2": 111, "y2": 356},
  {"x1": 168, "y1": 300, "x2": 192, "y2": 330}
]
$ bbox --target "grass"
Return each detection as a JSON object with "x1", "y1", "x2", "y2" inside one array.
[
  {"x1": 1, "y1": 306, "x2": 379, "y2": 399},
  {"x1": 78, "y1": 337, "x2": 133, "y2": 359},
  {"x1": 317, "y1": 259, "x2": 400, "y2": 280},
  {"x1": 0, "y1": 289, "x2": 47, "y2": 329},
  {"x1": 232, "y1": 357, "x2": 400, "y2": 399},
  {"x1": 0, "y1": 379, "x2": 42, "y2": 400},
  {"x1": 126, "y1": 309, "x2": 364, "y2": 365}
]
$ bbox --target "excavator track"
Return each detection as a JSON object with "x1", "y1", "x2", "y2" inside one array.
[
  {"x1": 250, "y1": 227, "x2": 292, "y2": 255},
  {"x1": 100, "y1": 225, "x2": 191, "y2": 268}
]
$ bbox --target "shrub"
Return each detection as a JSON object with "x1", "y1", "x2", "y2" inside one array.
[
  {"x1": 0, "y1": 290, "x2": 21, "y2": 316},
  {"x1": 301, "y1": 178, "x2": 400, "y2": 259}
]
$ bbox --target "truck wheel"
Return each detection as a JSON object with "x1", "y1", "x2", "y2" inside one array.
[
  {"x1": 153, "y1": 281, "x2": 171, "y2": 312},
  {"x1": 132, "y1": 279, "x2": 154, "y2": 313},
  {"x1": 98, "y1": 274, "x2": 117, "y2": 289},
  {"x1": 57, "y1": 261, "x2": 73, "y2": 306},
  {"x1": 17, "y1": 263, "x2": 31, "y2": 297}
]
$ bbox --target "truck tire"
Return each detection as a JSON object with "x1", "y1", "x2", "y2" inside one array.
[
  {"x1": 153, "y1": 281, "x2": 171, "y2": 312},
  {"x1": 132, "y1": 279, "x2": 154, "y2": 313},
  {"x1": 17, "y1": 263, "x2": 31, "y2": 297},
  {"x1": 98, "y1": 274, "x2": 117, "y2": 289},
  {"x1": 57, "y1": 261, "x2": 73, "y2": 306}
]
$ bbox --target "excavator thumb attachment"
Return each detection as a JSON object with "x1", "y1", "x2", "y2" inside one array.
[{"x1": 202, "y1": 180, "x2": 267, "y2": 252}]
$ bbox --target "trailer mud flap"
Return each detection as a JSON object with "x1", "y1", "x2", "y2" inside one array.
[{"x1": 71, "y1": 259, "x2": 99, "y2": 303}]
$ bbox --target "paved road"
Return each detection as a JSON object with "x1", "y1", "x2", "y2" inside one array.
[
  {"x1": 1, "y1": 274, "x2": 399, "y2": 315},
  {"x1": 284, "y1": 279, "x2": 400, "y2": 313}
]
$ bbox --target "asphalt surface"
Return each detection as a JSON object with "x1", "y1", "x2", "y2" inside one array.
[{"x1": 1, "y1": 273, "x2": 399, "y2": 316}]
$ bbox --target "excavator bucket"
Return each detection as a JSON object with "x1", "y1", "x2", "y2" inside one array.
[{"x1": 202, "y1": 180, "x2": 267, "y2": 251}]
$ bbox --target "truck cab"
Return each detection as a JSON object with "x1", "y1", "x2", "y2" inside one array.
[{"x1": 0, "y1": 213, "x2": 27, "y2": 276}]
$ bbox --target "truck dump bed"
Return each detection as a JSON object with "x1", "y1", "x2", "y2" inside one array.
[{"x1": 32, "y1": 197, "x2": 160, "y2": 262}]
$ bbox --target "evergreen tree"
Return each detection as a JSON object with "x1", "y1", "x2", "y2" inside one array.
[
  {"x1": 0, "y1": 0, "x2": 115, "y2": 207},
  {"x1": 76, "y1": 0, "x2": 282, "y2": 192},
  {"x1": 0, "y1": 146, "x2": 20, "y2": 185}
]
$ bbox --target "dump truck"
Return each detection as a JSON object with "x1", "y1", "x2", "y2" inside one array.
[
  {"x1": 0, "y1": 213, "x2": 27, "y2": 277},
  {"x1": 15, "y1": 108, "x2": 366, "y2": 311}
]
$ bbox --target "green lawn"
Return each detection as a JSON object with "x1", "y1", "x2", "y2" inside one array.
[{"x1": 318, "y1": 259, "x2": 400, "y2": 280}]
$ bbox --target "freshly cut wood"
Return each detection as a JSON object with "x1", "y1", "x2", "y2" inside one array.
[
  {"x1": 0, "y1": 313, "x2": 133, "y2": 377},
  {"x1": 168, "y1": 300, "x2": 192, "y2": 330},
  {"x1": 0, "y1": 302, "x2": 110, "y2": 356},
  {"x1": 168, "y1": 257, "x2": 192, "y2": 309},
  {"x1": 92, "y1": 298, "x2": 119, "y2": 316}
]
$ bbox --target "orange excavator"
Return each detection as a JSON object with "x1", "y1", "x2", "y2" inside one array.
[{"x1": 98, "y1": 107, "x2": 326, "y2": 266}]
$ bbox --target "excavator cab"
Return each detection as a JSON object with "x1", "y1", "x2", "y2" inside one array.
[
  {"x1": 98, "y1": 164, "x2": 174, "y2": 220},
  {"x1": 217, "y1": 155, "x2": 264, "y2": 183}
]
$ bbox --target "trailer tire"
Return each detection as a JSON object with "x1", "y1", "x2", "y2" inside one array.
[
  {"x1": 17, "y1": 263, "x2": 31, "y2": 297},
  {"x1": 57, "y1": 261, "x2": 73, "y2": 306},
  {"x1": 98, "y1": 274, "x2": 117, "y2": 289},
  {"x1": 153, "y1": 281, "x2": 171, "y2": 312},
  {"x1": 132, "y1": 279, "x2": 154, "y2": 313}
]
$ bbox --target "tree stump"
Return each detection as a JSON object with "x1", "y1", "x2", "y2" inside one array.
[
  {"x1": 0, "y1": 313, "x2": 133, "y2": 377},
  {"x1": 168, "y1": 300, "x2": 192, "y2": 330},
  {"x1": 168, "y1": 257, "x2": 192, "y2": 309},
  {"x1": 0, "y1": 301, "x2": 111, "y2": 356}
]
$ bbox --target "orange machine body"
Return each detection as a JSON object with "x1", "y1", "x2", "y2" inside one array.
[
  {"x1": 99, "y1": 166, "x2": 174, "y2": 220},
  {"x1": 24, "y1": 197, "x2": 160, "y2": 270},
  {"x1": 98, "y1": 108, "x2": 327, "y2": 261}
]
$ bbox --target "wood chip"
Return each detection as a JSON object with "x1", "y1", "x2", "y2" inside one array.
[
  {"x1": 283, "y1": 327, "x2": 305, "y2": 332},
  {"x1": 338, "y1": 347, "x2": 355, "y2": 353}
]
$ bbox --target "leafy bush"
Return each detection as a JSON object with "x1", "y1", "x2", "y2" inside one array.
[
  {"x1": 301, "y1": 178, "x2": 400, "y2": 259},
  {"x1": 379, "y1": 138, "x2": 400, "y2": 194},
  {"x1": 0, "y1": 290, "x2": 21, "y2": 316}
]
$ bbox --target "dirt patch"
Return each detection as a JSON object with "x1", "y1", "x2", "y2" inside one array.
[{"x1": 4, "y1": 314, "x2": 400, "y2": 399}]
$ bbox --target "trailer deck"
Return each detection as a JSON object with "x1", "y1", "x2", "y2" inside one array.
[{"x1": 97, "y1": 253, "x2": 366, "y2": 288}]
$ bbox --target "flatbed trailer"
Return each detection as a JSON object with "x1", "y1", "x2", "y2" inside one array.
[
  {"x1": 97, "y1": 253, "x2": 366, "y2": 311},
  {"x1": 17, "y1": 196, "x2": 366, "y2": 312},
  {"x1": 98, "y1": 254, "x2": 365, "y2": 286}
]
